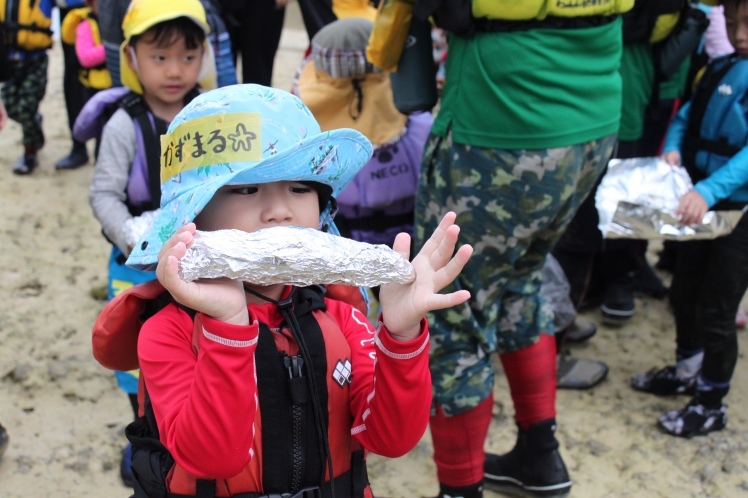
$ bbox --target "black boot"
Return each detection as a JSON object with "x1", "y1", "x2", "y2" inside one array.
[
  {"x1": 55, "y1": 141, "x2": 89, "y2": 170},
  {"x1": 484, "y1": 419, "x2": 571, "y2": 497},
  {"x1": 434, "y1": 482, "x2": 483, "y2": 498}
]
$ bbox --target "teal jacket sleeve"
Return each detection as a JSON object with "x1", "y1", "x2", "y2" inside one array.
[{"x1": 693, "y1": 146, "x2": 748, "y2": 207}]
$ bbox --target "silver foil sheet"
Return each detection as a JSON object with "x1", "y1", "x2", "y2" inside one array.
[
  {"x1": 596, "y1": 157, "x2": 744, "y2": 240},
  {"x1": 178, "y1": 226, "x2": 416, "y2": 286}
]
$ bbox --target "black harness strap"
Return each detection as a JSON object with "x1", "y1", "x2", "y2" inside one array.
[
  {"x1": 474, "y1": 13, "x2": 616, "y2": 33},
  {"x1": 118, "y1": 87, "x2": 201, "y2": 215}
]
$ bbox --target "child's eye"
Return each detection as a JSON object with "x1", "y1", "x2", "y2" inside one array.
[
  {"x1": 153, "y1": 55, "x2": 166, "y2": 62},
  {"x1": 183, "y1": 55, "x2": 197, "y2": 63},
  {"x1": 231, "y1": 186, "x2": 258, "y2": 195},
  {"x1": 290, "y1": 186, "x2": 312, "y2": 194}
]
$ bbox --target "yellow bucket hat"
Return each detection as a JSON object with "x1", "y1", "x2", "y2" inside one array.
[{"x1": 120, "y1": 0, "x2": 217, "y2": 95}]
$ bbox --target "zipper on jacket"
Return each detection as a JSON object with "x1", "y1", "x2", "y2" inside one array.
[{"x1": 283, "y1": 352, "x2": 306, "y2": 493}]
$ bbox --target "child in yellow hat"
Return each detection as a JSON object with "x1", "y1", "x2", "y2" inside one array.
[{"x1": 79, "y1": 0, "x2": 215, "y2": 486}]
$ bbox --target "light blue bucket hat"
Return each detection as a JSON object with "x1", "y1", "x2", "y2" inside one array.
[{"x1": 126, "y1": 84, "x2": 373, "y2": 271}]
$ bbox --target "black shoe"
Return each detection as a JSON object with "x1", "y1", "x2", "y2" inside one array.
[
  {"x1": 657, "y1": 398, "x2": 727, "y2": 437},
  {"x1": 564, "y1": 317, "x2": 597, "y2": 343},
  {"x1": 55, "y1": 147, "x2": 89, "y2": 170},
  {"x1": 484, "y1": 419, "x2": 572, "y2": 497},
  {"x1": 0, "y1": 423, "x2": 8, "y2": 460},
  {"x1": 12, "y1": 152, "x2": 38, "y2": 175},
  {"x1": 434, "y1": 483, "x2": 483, "y2": 498},
  {"x1": 631, "y1": 365, "x2": 697, "y2": 396},
  {"x1": 600, "y1": 282, "x2": 635, "y2": 324}
]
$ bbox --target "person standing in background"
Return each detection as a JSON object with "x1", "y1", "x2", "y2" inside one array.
[
  {"x1": 220, "y1": 0, "x2": 287, "y2": 86},
  {"x1": 55, "y1": 0, "x2": 93, "y2": 171},
  {"x1": 412, "y1": 0, "x2": 627, "y2": 496}
]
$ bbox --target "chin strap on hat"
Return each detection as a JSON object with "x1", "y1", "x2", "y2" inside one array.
[{"x1": 319, "y1": 197, "x2": 339, "y2": 233}]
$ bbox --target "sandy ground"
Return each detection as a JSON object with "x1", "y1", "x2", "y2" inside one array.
[{"x1": 1, "y1": 4, "x2": 748, "y2": 497}]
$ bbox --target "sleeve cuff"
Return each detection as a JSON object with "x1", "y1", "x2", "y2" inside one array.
[
  {"x1": 694, "y1": 183, "x2": 717, "y2": 208},
  {"x1": 200, "y1": 314, "x2": 259, "y2": 348},
  {"x1": 375, "y1": 319, "x2": 429, "y2": 360}
]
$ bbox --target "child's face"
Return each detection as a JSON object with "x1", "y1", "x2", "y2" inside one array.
[
  {"x1": 127, "y1": 33, "x2": 203, "y2": 111},
  {"x1": 194, "y1": 181, "x2": 321, "y2": 234},
  {"x1": 725, "y1": 1, "x2": 748, "y2": 57}
]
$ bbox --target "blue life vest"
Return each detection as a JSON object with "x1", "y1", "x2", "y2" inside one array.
[{"x1": 682, "y1": 53, "x2": 748, "y2": 208}]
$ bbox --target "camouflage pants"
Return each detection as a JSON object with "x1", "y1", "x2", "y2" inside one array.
[
  {"x1": 1, "y1": 54, "x2": 48, "y2": 149},
  {"x1": 415, "y1": 132, "x2": 616, "y2": 415}
]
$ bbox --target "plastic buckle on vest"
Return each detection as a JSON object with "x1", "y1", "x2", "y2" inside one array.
[{"x1": 284, "y1": 355, "x2": 305, "y2": 379}]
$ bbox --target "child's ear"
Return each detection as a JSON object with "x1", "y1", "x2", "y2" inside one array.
[{"x1": 125, "y1": 45, "x2": 137, "y2": 71}]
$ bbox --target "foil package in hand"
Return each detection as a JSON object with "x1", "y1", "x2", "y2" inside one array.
[
  {"x1": 178, "y1": 226, "x2": 416, "y2": 287},
  {"x1": 596, "y1": 157, "x2": 744, "y2": 240}
]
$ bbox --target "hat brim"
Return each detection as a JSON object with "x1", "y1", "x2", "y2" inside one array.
[{"x1": 126, "y1": 127, "x2": 372, "y2": 271}]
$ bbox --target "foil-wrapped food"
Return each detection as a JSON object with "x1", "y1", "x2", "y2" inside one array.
[
  {"x1": 178, "y1": 226, "x2": 416, "y2": 287},
  {"x1": 596, "y1": 157, "x2": 745, "y2": 240}
]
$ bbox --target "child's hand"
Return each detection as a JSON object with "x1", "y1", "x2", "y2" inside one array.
[
  {"x1": 378, "y1": 212, "x2": 473, "y2": 341},
  {"x1": 676, "y1": 190, "x2": 709, "y2": 226},
  {"x1": 662, "y1": 150, "x2": 681, "y2": 167},
  {"x1": 156, "y1": 224, "x2": 249, "y2": 325}
]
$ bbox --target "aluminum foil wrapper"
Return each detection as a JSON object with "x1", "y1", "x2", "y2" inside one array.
[
  {"x1": 596, "y1": 157, "x2": 744, "y2": 240},
  {"x1": 178, "y1": 226, "x2": 416, "y2": 286},
  {"x1": 123, "y1": 209, "x2": 160, "y2": 248}
]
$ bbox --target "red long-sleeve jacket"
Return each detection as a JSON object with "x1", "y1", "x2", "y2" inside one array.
[{"x1": 137, "y1": 286, "x2": 431, "y2": 496}]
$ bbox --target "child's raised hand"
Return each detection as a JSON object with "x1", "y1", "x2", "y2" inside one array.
[
  {"x1": 156, "y1": 224, "x2": 249, "y2": 325},
  {"x1": 378, "y1": 212, "x2": 473, "y2": 341}
]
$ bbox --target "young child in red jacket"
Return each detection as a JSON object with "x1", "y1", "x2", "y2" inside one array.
[{"x1": 121, "y1": 84, "x2": 472, "y2": 497}]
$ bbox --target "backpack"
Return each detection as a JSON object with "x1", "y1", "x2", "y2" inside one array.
[{"x1": 92, "y1": 281, "x2": 369, "y2": 498}]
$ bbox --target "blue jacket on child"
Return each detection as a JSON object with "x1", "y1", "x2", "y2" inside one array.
[{"x1": 663, "y1": 53, "x2": 748, "y2": 209}]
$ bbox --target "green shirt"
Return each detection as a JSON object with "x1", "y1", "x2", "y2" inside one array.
[
  {"x1": 617, "y1": 42, "x2": 655, "y2": 141},
  {"x1": 431, "y1": 18, "x2": 623, "y2": 150}
]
